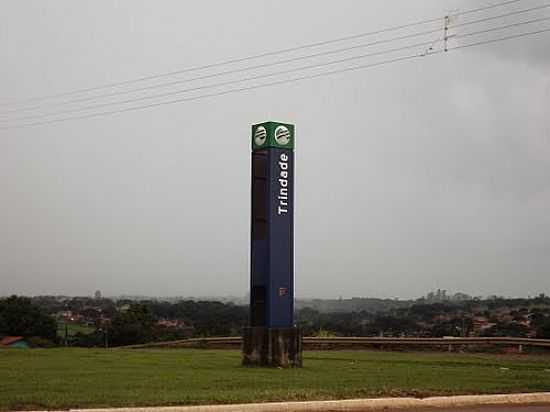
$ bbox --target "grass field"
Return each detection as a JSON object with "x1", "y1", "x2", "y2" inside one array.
[
  {"x1": 1, "y1": 349, "x2": 550, "y2": 411},
  {"x1": 57, "y1": 322, "x2": 95, "y2": 338}
]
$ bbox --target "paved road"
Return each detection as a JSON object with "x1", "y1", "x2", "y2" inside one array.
[{"x1": 416, "y1": 407, "x2": 550, "y2": 412}]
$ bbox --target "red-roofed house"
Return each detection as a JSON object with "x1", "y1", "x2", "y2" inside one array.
[{"x1": 0, "y1": 336, "x2": 29, "y2": 349}]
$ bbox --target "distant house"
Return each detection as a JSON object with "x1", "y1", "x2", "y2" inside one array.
[
  {"x1": 58, "y1": 310, "x2": 82, "y2": 322},
  {"x1": 156, "y1": 319, "x2": 186, "y2": 329},
  {"x1": 118, "y1": 304, "x2": 131, "y2": 312},
  {"x1": 0, "y1": 336, "x2": 29, "y2": 349}
]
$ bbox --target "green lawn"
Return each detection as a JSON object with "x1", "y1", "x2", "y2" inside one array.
[
  {"x1": 1, "y1": 349, "x2": 550, "y2": 410},
  {"x1": 57, "y1": 322, "x2": 95, "y2": 338}
]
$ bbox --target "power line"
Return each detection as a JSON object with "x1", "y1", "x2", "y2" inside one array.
[
  {"x1": 456, "y1": 15, "x2": 550, "y2": 39},
  {"x1": 2, "y1": 26, "x2": 548, "y2": 131},
  {"x1": 0, "y1": 27, "x2": 444, "y2": 116},
  {"x1": 3, "y1": 40, "x2": 443, "y2": 122},
  {"x1": 1, "y1": 55, "x2": 428, "y2": 130},
  {"x1": 453, "y1": 0, "x2": 526, "y2": 17},
  {"x1": 453, "y1": 3, "x2": 550, "y2": 28},
  {"x1": 4, "y1": 16, "x2": 548, "y2": 125},
  {"x1": 0, "y1": 22, "x2": 442, "y2": 109},
  {"x1": 0, "y1": 0, "x2": 527, "y2": 109},
  {"x1": 5, "y1": 2, "x2": 547, "y2": 117},
  {"x1": 454, "y1": 25, "x2": 550, "y2": 49},
  {"x1": 3, "y1": 29, "x2": 449, "y2": 116}
]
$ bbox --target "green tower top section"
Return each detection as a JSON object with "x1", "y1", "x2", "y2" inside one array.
[{"x1": 252, "y1": 121, "x2": 295, "y2": 151}]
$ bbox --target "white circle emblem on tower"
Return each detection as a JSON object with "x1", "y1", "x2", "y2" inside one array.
[
  {"x1": 254, "y1": 126, "x2": 267, "y2": 146},
  {"x1": 274, "y1": 125, "x2": 291, "y2": 145}
]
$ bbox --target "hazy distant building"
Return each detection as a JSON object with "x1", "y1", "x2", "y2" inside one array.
[{"x1": 94, "y1": 290, "x2": 102, "y2": 300}]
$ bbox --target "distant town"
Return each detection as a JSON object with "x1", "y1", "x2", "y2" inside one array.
[{"x1": 2, "y1": 290, "x2": 550, "y2": 349}]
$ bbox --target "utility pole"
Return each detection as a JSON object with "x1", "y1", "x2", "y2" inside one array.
[{"x1": 444, "y1": 15, "x2": 450, "y2": 52}]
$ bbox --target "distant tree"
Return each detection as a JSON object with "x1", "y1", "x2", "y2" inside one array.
[
  {"x1": 431, "y1": 317, "x2": 473, "y2": 338},
  {"x1": 368, "y1": 315, "x2": 418, "y2": 337},
  {"x1": 431, "y1": 322, "x2": 458, "y2": 338},
  {"x1": 27, "y1": 336, "x2": 57, "y2": 348},
  {"x1": 72, "y1": 330, "x2": 105, "y2": 347},
  {"x1": 296, "y1": 307, "x2": 322, "y2": 335},
  {"x1": 529, "y1": 310, "x2": 547, "y2": 329},
  {"x1": 110, "y1": 304, "x2": 155, "y2": 346},
  {"x1": 313, "y1": 329, "x2": 336, "y2": 337},
  {"x1": 533, "y1": 293, "x2": 550, "y2": 306},
  {"x1": 0, "y1": 295, "x2": 57, "y2": 341},
  {"x1": 536, "y1": 319, "x2": 550, "y2": 339},
  {"x1": 409, "y1": 303, "x2": 454, "y2": 322},
  {"x1": 81, "y1": 307, "x2": 101, "y2": 320},
  {"x1": 482, "y1": 322, "x2": 530, "y2": 338}
]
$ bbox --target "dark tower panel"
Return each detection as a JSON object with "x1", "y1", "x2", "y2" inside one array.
[{"x1": 251, "y1": 150, "x2": 268, "y2": 327}]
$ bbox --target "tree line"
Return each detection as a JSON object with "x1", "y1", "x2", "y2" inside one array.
[{"x1": 2, "y1": 294, "x2": 550, "y2": 347}]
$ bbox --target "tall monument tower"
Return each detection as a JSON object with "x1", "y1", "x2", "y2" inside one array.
[{"x1": 242, "y1": 121, "x2": 302, "y2": 368}]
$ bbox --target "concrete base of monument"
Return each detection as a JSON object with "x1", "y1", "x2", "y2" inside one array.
[{"x1": 241, "y1": 326, "x2": 303, "y2": 368}]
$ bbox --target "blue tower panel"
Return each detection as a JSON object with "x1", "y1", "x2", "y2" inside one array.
[
  {"x1": 267, "y1": 148, "x2": 294, "y2": 328},
  {"x1": 250, "y1": 148, "x2": 294, "y2": 329}
]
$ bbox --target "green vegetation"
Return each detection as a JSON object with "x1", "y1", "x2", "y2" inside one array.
[
  {"x1": 57, "y1": 322, "x2": 95, "y2": 338},
  {"x1": 24, "y1": 294, "x2": 550, "y2": 346},
  {"x1": 109, "y1": 304, "x2": 155, "y2": 346},
  {"x1": 1, "y1": 349, "x2": 550, "y2": 411},
  {"x1": 0, "y1": 296, "x2": 57, "y2": 342}
]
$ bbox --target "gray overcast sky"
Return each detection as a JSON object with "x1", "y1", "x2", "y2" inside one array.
[{"x1": 1, "y1": 0, "x2": 549, "y2": 299}]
